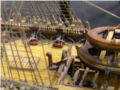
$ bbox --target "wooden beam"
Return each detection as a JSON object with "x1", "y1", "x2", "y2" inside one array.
[
  {"x1": 99, "y1": 31, "x2": 114, "y2": 64},
  {"x1": 59, "y1": 56, "x2": 74, "y2": 84},
  {"x1": 79, "y1": 67, "x2": 89, "y2": 86}
]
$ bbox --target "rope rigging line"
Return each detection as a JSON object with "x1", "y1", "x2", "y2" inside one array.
[
  {"x1": 2, "y1": 1, "x2": 42, "y2": 86},
  {"x1": 28, "y1": 2, "x2": 52, "y2": 86},
  {"x1": 5, "y1": 2, "x2": 23, "y2": 80},
  {"x1": 81, "y1": 1, "x2": 88, "y2": 22},
  {"x1": 3, "y1": 1, "x2": 33, "y2": 83},
  {"x1": 84, "y1": 1, "x2": 120, "y2": 20},
  {"x1": 2, "y1": 1, "x2": 16, "y2": 81},
  {"x1": 19, "y1": 1, "x2": 45, "y2": 86},
  {"x1": 7, "y1": 2, "x2": 29, "y2": 82}
]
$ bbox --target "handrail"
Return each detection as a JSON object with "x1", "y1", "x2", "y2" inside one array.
[
  {"x1": 76, "y1": 44, "x2": 120, "y2": 75},
  {"x1": 85, "y1": 26, "x2": 120, "y2": 51}
]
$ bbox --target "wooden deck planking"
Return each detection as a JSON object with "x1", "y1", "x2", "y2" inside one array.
[
  {"x1": 1, "y1": 39, "x2": 78, "y2": 87},
  {"x1": 1, "y1": 38, "x2": 120, "y2": 90}
]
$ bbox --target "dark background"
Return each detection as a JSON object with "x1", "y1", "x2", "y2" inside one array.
[
  {"x1": 70, "y1": 1, "x2": 120, "y2": 28},
  {"x1": 2, "y1": 1, "x2": 120, "y2": 29}
]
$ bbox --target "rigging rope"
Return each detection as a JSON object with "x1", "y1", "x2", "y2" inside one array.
[
  {"x1": 81, "y1": 1, "x2": 88, "y2": 22},
  {"x1": 84, "y1": 1, "x2": 120, "y2": 20},
  {"x1": 31, "y1": 1, "x2": 53, "y2": 87}
]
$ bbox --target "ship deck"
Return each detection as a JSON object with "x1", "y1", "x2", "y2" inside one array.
[
  {"x1": 1, "y1": 39, "x2": 120, "y2": 90},
  {"x1": 1, "y1": 39, "x2": 86, "y2": 89}
]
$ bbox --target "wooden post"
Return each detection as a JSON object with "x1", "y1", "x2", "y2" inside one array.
[
  {"x1": 85, "y1": 21, "x2": 91, "y2": 30},
  {"x1": 57, "y1": 50, "x2": 67, "y2": 77},
  {"x1": 114, "y1": 52, "x2": 118, "y2": 63},
  {"x1": 46, "y1": 52, "x2": 53, "y2": 68},
  {"x1": 57, "y1": 64, "x2": 65, "y2": 77},
  {"x1": 79, "y1": 67, "x2": 89, "y2": 86},
  {"x1": 103, "y1": 69, "x2": 110, "y2": 90},
  {"x1": 61, "y1": 50, "x2": 68, "y2": 60},
  {"x1": 92, "y1": 71, "x2": 99, "y2": 88},
  {"x1": 72, "y1": 69, "x2": 80, "y2": 85},
  {"x1": 59, "y1": 56, "x2": 74, "y2": 84}
]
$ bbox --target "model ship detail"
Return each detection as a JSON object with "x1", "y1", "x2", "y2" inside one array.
[{"x1": 1, "y1": 1, "x2": 120, "y2": 90}]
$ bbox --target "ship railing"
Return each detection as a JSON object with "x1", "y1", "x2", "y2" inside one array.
[{"x1": 1, "y1": 21, "x2": 85, "y2": 35}]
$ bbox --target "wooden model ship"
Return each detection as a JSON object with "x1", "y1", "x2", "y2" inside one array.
[{"x1": 1, "y1": 1, "x2": 120, "y2": 90}]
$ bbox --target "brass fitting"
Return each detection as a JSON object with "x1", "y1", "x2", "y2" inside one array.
[
  {"x1": 21, "y1": 20, "x2": 26, "y2": 24},
  {"x1": 46, "y1": 21, "x2": 51, "y2": 27},
  {"x1": 85, "y1": 21, "x2": 91, "y2": 29},
  {"x1": 71, "y1": 24, "x2": 75, "y2": 29},
  {"x1": 34, "y1": 21, "x2": 38, "y2": 25},
  {"x1": 58, "y1": 23, "x2": 62, "y2": 28},
  {"x1": 10, "y1": 19, "x2": 14, "y2": 23}
]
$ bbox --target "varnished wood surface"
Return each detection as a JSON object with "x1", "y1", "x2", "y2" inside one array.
[{"x1": 85, "y1": 26, "x2": 120, "y2": 51}]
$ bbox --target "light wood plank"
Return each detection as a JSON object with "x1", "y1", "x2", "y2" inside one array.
[{"x1": 99, "y1": 31, "x2": 114, "y2": 64}]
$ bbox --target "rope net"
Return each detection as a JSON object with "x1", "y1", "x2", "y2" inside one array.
[
  {"x1": 1, "y1": 1, "x2": 83, "y2": 26},
  {"x1": 1, "y1": 1, "x2": 84, "y2": 89}
]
